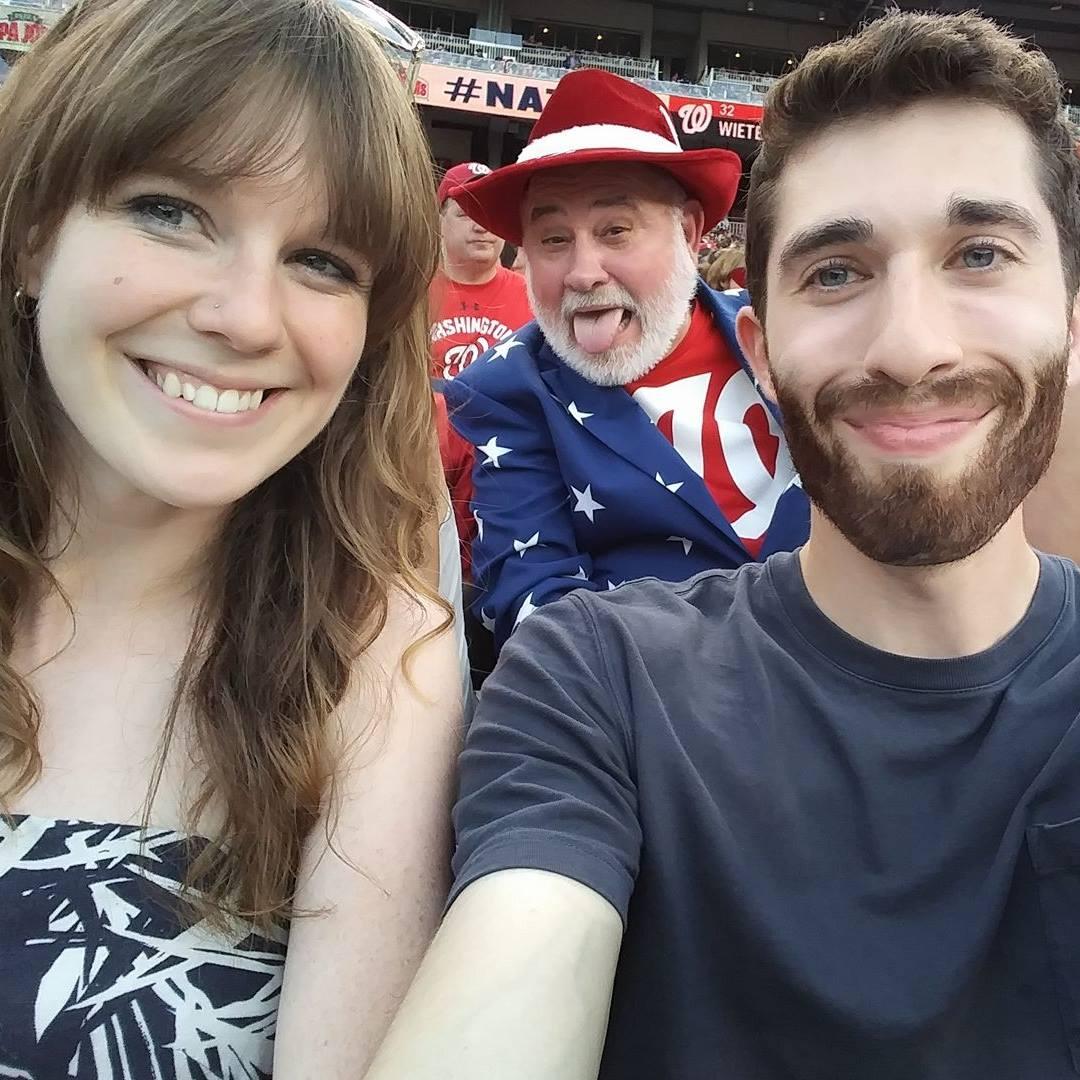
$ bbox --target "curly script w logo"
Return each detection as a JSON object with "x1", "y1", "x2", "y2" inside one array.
[{"x1": 443, "y1": 337, "x2": 492, "y2": 379}]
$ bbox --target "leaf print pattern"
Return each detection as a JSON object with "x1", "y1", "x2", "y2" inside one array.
[{"x1": 0, "y1": 816, "x2": 287, "y2": 1079}]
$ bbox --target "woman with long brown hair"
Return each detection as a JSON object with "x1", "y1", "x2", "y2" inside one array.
[{"x1": 0, "y1": 0, "x2": 462, "y2": 1076}]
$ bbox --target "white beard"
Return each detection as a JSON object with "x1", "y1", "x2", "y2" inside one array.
[{"x1": 527, "y1": 231, "x2": 700, "y2": 387}]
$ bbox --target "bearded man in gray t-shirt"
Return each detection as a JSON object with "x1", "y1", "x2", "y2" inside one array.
[{"x1": 367, "y1": 11, "x2": 1080, "y2": 1080}]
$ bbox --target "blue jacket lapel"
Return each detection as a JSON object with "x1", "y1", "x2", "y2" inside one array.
[{"x1": 537, "y1": 340, "x2": 743, "y2": 548}]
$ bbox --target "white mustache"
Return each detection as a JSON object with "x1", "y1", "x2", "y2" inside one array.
[{"x1": 561, "y1": 287, "x2": 638, "y2": 320}]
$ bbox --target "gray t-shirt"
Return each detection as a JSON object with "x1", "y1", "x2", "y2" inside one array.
[{"x1": 451, "y1": 550, "x2": 1080, "y2": 1079}]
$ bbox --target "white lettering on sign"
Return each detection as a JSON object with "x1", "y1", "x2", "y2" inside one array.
[
  {"x1": 717, "y1": 120, "x2": 763, "y2": 142},
  {"x1": 677, "y1": 102, "x2": 712, "y2": 136}
]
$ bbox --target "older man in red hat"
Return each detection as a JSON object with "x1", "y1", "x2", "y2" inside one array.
[{"x1": 440, "y1": 69, "x2": 809, "y2": 651}]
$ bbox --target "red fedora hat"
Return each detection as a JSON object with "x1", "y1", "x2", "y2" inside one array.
[{"x1": 450, "y1": 69, "x2": 743, "y2": 245}]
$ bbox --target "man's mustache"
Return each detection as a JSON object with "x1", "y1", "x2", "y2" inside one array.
[
  {"x1": 560, "y1": 287, "x2": 639, "y2": 319},
  {"x1": 813, "y1": 370, "x2": 1024, "y2": 425}
]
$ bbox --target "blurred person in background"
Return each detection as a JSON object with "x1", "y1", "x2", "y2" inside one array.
[
  {"x1": 1026, "y1": 361, "x2": 1080, "y2": 560},
  {"x1": 0, "y1": 1, "x2": 463, "y2": 1076},
  {"x1": 431, "y1": 163, "x2": 533, "y2": 606},
  {"x1": 429, "y1": 162, "x2": 532, "y2": 382},
  {"x1": 501, "y1": 241, "x2": 527, "y2": 275},
  {"x1": 703, "y1": 245, "x2": 747, "y2": 291}
]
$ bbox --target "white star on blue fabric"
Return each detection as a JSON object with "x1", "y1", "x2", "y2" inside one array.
[
  {"x1": 607, "y1": 580, "x2": 625, "y2": 591},
  {"x1": 571, "y1": 484, "x2": 605, "y2": 523},
  {"x1": 655, "y1": 472, "x2": 684, "y2": 494},
  {"x1": 478, "y1": 435, "x2": 512, "y2": 468},
  {"x1": 513, "y1": 531, "x2": 541, "y2": 556},
  {"x1": 567, "y1": 401, "x2": 594, "y2": 425},
  {"x1": 490, "y1": 337, "x2": 525, "y2": 360},
  {"x1": 514, "y1": 592, "x2": 537, "y2": 626},
  {"x1": 473, "y1": 509, "x2": 484, "y2": 542},
  {"x1": 573, "y1": 566, "x2": 588, "y2": 580},
  {"x1": 667, "y1": 535, "x2": 694, "y2": 556},
  {"x1": 480, "y1": 607, "x2": 496, "y2": 633}
]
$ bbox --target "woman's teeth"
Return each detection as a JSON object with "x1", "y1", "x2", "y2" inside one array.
[{"x1": 150, "y1": 367, "x2": 265, "y2": 414}]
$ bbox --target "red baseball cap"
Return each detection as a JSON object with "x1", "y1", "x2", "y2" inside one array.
[
  {"x1": 451, "y1": 69, "x2": 742, "y2": 245},
  {"x1": 437, "y1": 161, "x2": 493, "y2": 206}
]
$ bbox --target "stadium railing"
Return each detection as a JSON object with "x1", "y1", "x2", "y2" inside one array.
[{"x1": 421, "y1": 28, "x2": 658, "y2": 80}]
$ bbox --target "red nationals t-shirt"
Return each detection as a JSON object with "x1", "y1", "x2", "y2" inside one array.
[
  {"x1": 625, "y1": 303, "x2": 784, "y2": 558},
  {"x1": 429, "y1": 267, "x2": 533, "y2": 380}
]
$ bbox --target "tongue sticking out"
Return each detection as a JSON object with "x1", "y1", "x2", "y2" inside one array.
[{"x1": 573, "y1": 308, "x2": 629, "y2": 355}]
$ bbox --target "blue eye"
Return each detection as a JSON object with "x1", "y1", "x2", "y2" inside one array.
[
  {"x1": 128, "y1": 195, "x2": 198, "y2": 230},
  {"x1": 815, "y1": 265, "x2": 852, "y2": 289},
  {"x1": 292, "y1": 250, "x2": 356, "y2": 282},
  {"x1": 962, "y1": 246, "x2": 997, "y2": 270}
]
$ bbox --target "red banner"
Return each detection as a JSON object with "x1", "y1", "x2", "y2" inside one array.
[
  {"x1": 0, "y1": 12, "x2": 45, "y2": 50},
  {"x1": 668, "y1": 96, "x2": 764, "y2": 143}
]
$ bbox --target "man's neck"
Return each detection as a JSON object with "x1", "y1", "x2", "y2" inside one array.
[
  {"x1": 799, "y1": 509, "x2": 1041, "y2": 659},
  {"x1": 444, "y1": 260, "x2": 499, "y2": 286},
  {"x1": 667, "y1": 305, "x2": 694, "y2": 354}
]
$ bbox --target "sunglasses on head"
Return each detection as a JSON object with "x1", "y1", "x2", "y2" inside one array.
[{"x1": 335, "y1": 0, "x2": 424, "y2": 55}]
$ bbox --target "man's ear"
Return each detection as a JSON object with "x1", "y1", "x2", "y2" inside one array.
[
  {"x1": 735, "y1": 305, "x2": 776, "y2": 402},
  {"x1": 680, "y1": 199, "x2": 706, "y2": 254}
]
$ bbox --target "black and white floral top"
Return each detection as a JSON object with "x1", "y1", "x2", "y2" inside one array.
[{"x1": 0, "y1": 815, "x2": 288, "y2": 1079}]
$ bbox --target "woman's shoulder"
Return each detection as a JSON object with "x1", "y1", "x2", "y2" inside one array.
[
  {"x1": 338, "y1": 584, "x2": 460, "y2": 742},
  {"x1": 364, "y1": 586, "x2": 453, "y2": 671}
]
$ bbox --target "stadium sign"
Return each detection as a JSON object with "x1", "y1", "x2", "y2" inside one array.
[
  {"x1": 0, "y1": 8, "x2": 48, "y2": 51},
  {"x1": 415, "y1": 63, "x2": 767, "y2": 146},
  {"x1": 669, "y1": 95, "x2": 764, "y2": 144},
  {"x1": 414, "y1": 63, "x2": 558, "y2": 119}
]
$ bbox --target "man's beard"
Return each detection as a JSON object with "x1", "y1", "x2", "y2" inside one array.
[
  {"x1": 527, "y1": 235, "x2": 700, "y2": 387},
  {"x1": 773, "y1": 348, "x2": 1069, "y2": 567}
]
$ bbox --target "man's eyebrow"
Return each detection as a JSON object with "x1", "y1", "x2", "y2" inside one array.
[
  {"x1": 528, "y1": 193, "x2": 635, "y2": 223},
  {"x1": 776, "y1": 217, "x2": 874, "y2": 277},
  {"x1": 528, "y1": 204, "x2": 560, "y2": 223},
  {"x1": 946, "y1": 195, "x2": 1042, "y2": 241}
]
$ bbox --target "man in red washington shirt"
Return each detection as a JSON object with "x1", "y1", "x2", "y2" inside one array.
[
  {"x1": 432, "y1": 163, "x2": 533, "y2": 581},
  {"x1": 430, "y1": 162, "x2": 533, "y2": 382}
]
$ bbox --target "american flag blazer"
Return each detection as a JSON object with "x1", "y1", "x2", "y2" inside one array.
[{"x1": 441, "y1": 284, "x2": 811, "y2": 650}]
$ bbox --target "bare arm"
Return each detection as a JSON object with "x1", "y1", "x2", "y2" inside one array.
[
  {"x1": 272, "y1": 593, "x2": 463, "y2": 1078},
  {"x1": 1026, "y1": 381, "x2": 1080, "y2": 562},
  {"x1": 364, "y1": 868, "x2": 624, "y2": 1080}
]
